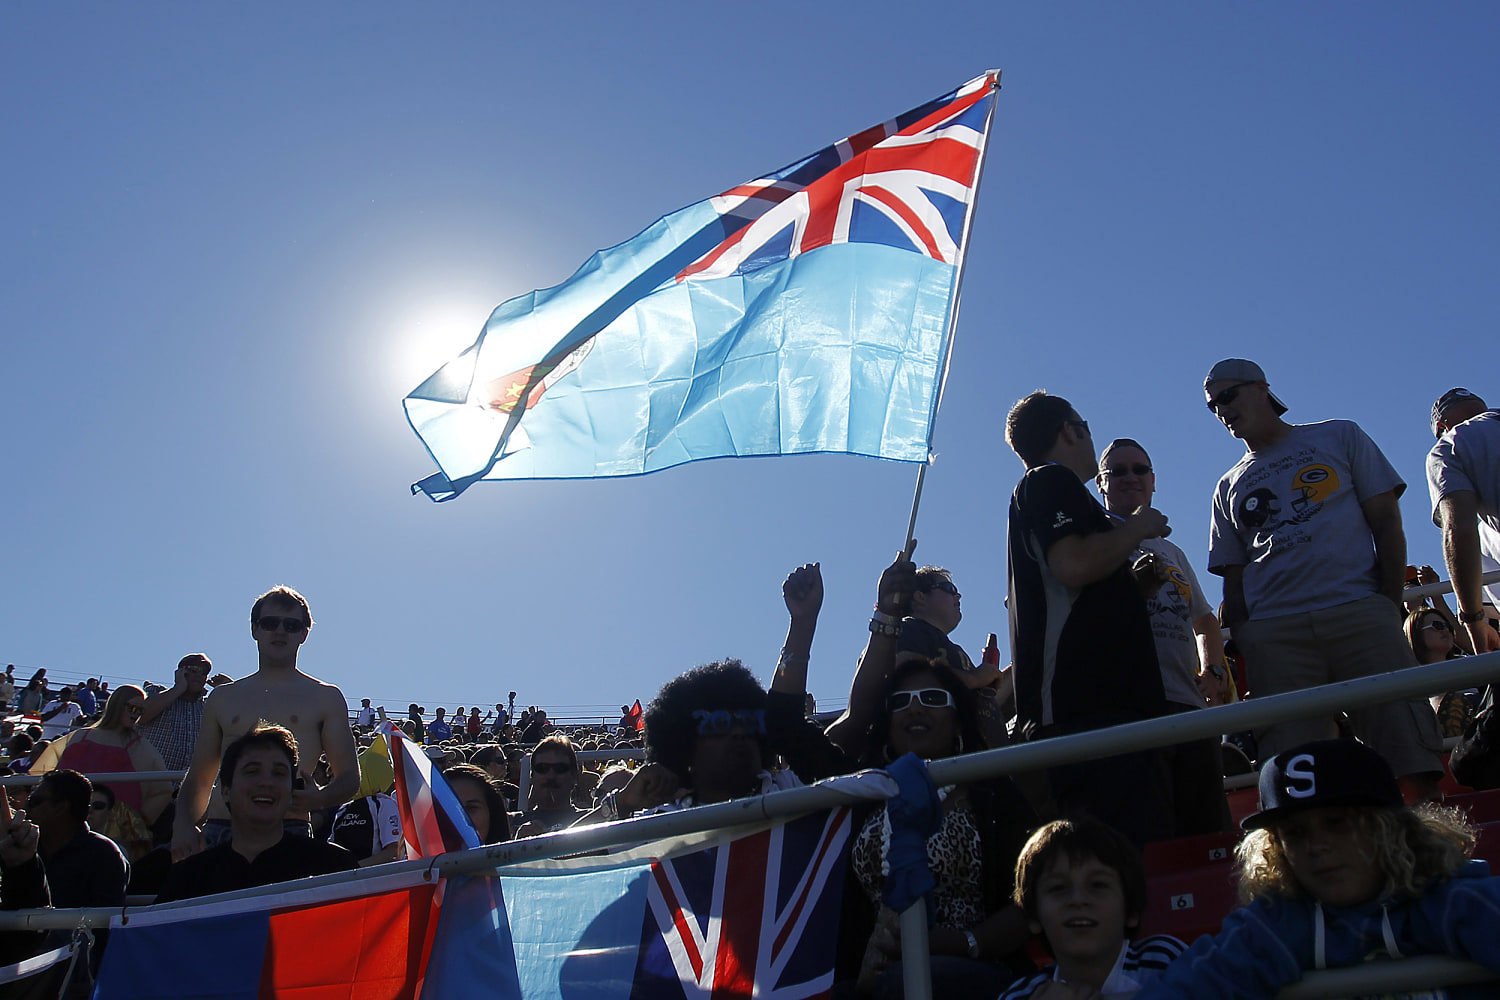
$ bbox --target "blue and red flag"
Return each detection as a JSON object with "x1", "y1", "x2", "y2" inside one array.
[
  {"x1": 388, "y1": 731, "x2": 481, "y2": 859},
  {"x1": 94, "y1": 871, "x2": 442, "y2": 1000},
  {"x1": 406, "y1": 72, "x2": 1000, "y2": 498}
]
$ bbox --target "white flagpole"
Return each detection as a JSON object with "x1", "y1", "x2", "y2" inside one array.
[
  {"x1": 898, "y1": 73, "x2": 1004, "y2": 999},
  {"x1": 904, "y1": 70, "x2": 1003, "y2": 549}
]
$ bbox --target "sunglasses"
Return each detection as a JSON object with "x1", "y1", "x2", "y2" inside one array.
[
  {"x1": 922, "y1": 580, "x2": 961, "y2": 597},
  {"x1": 1206, "y1": 381, "x2": 1258, "y2": 412},
  {"x1": 1102, "y1": 463, "x2": 1153, "y2": 477},
  {"x1": 692, "y1": 709, "x2": 767, "y2": 736},
  {"x1": 89, "y1": 801, "x2": 110, "y2": 811},
  {"x1": 255, "y1": 616, "x2": 309, "y2": 633},
  {"x1": 530, "y1": 760, "x2": 573, "y2": 775},
  {"x1": 886, "y1": 687, "x2": 956, "y2": 713},
  {"x1": 1422, "y1": 620, "x2": 1452, "y2": 633}
]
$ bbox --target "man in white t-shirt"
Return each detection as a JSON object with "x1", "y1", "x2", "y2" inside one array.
[
  {"x1": 1204, "y1": 359, "x2": 1442, "y2": 797},
  {"x1": 1097, "y1": 438, "x2": 1231, "y2": 834},
  {"x1": 38, "y1": 689, "x2": 83, "y2": 740},
  {"x1": 1427, "y1": 388, "x2": 1500, "y2": 654}
]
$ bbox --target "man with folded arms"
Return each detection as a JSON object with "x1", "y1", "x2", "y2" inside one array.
[
  {"x1": 171, "y1": 587, "x2": 360, "y2": 859},
  {"x1": 1204, "y1": 359, "x2": 1442, "y2": 799}
]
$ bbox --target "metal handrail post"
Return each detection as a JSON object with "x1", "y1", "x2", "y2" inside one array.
[{"x1": 899, "y1": 903, "x2": 932, "y2": 1000}]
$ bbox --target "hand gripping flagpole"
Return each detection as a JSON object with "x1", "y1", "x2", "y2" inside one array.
[{"x1": 904, "y1": 70, "x2": 1002, "y2": 550}]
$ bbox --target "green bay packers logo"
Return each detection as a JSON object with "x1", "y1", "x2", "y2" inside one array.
[
  {"x1": 1291, "y1": 464, "x2": 1339, "y2": 514},
  {"x1": 1166, "y1": 565, "x2": 1191, "y2": 604}
]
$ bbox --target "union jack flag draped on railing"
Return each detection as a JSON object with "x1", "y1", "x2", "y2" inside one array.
[
  {"x1": 491, "y1": 806, "x2": 854, "y2": 999},
  {"x1": 406, "y1": 72, "x2": 1000, "y2": 499}
]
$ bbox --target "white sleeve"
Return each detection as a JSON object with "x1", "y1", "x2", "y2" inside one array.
[{"x1": 375, "y1": 794, "x2": 403, "y2": 851}]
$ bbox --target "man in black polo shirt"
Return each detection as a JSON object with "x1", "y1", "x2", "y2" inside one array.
[
  {"x1": 156, "y1": 724, "x2": 355, "y2": 902},
  {"x1": 1004, "y1": 390, "x2": 1173, "y2": 847}
]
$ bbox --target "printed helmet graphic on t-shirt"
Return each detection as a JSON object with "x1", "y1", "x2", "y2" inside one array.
[
  {"x1": 1165, "y1": 564, "x2": 1192, "y2": 605},
  {"x1": 1239, "y1": 487, "x2": 1281, "y2": 528},
  {"x1": 1290, "y1": 464, "x2": 1339, "y2": 514}
]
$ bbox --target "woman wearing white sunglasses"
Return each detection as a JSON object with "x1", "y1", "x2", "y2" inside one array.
[{"x1": 768, "y1": 557, "x2": 1037, "y2": 1000}]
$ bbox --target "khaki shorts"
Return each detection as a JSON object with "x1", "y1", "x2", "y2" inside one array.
[{"x1": 1237, "y1": 594, "x2": 1443, "y2": 777}]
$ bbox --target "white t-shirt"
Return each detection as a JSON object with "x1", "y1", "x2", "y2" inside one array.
[
  {"x1": 1481, "y1": 525, "x2": 1500, "y2": 607},
  {"x1": 1429, "y1": 411, "x2": 1500, "y2": 607},
  {"x1": 1428, "y1": 410, "x2": 1500, "y2": 528},
  {"x1": 39, "y1": 701, "x2": 83, "y2": 739},
  {"x1": 1209, "y1": 420, "x2": 1404, "y2": 620},
  {"x1": 1136, "y1": 534, "x2": 1214, "y2": 708}
]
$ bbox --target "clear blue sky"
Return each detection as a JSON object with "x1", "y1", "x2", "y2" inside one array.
[{"x1": 3, "y1": 3, "x2": 1496, "y2": 721}]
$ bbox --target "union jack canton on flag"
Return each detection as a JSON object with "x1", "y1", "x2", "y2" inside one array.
[
  {"x1": 406, "y1": 72, "x2": 1000, "y2": 499},
  {"x1": 630, "y1": 807, "x2": 854, "y2": 999}
]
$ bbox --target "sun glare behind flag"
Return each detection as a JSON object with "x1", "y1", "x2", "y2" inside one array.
[{"x1": 406, "y1": 72, "x2": 1000, "y2": 500}]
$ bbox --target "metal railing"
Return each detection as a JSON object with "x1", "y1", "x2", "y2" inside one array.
[{"x1": 0, "y1": 652, "x2": 1496, "y2": 999}]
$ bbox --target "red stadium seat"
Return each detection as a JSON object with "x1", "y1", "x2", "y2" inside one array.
[{"x1": 1140, "y1": 830, "x2": 1244, "y2": 942}]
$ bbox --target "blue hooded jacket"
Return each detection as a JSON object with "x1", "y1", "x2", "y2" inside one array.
[{"x1": 1135, "y1": 860, "x2": 1500, "y2": 999}]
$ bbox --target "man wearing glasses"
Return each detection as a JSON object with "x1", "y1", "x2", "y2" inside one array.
[
  {"x1": 898, "y1": 567, "x2": 1018, "y2": 749},
  {"x1": 1004, "y1": 390, "x2": 1173, "y2": 847},
  {"x1": 1097, "y1": 437, "x2": 1232, "y2": 835},
  {"x1": 1205, "y1": 359, "x2": 1442, "y2": 799},
  {"x1": 138, "y1": 653, "x2": 212, "y2": 772},
  {"x1": 896, "y1": 567, "x2": 969, "y2": 666},
  {"x1": 512, "y1": 735, "x2": 589, "y2": 836},
  {"x1": 170, "y1": 586, "x2": 360, "y2": 860}
]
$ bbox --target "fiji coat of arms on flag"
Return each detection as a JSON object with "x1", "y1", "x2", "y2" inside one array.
[{"x1": 405, "y1": 72, "x2": 1000, "y2": 499}]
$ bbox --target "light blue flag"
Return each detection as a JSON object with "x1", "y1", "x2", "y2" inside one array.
[
  {"x1": 419, "y1": 875, "x2": 525, "y2": 1000},
  {"x1": 499, "y1": 864, "x2": 652, "y2": 1000},
  {"x1": 406, "y1": 72, "x2": 999, "y2": 499}
]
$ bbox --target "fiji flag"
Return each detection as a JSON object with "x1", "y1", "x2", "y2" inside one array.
[{"x1": 406, "y1": 72, "x2": 1000, "y2": 499}]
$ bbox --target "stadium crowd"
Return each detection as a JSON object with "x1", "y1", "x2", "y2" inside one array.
[{"x1": 4, "y1": 363, "x2": 1500, "y2": 998}]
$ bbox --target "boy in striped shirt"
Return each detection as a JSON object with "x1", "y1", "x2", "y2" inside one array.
[{"x1": 1001, "y1": 819, "x2": 1184, "y2": 999}]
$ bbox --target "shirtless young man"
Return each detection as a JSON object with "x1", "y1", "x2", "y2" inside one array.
[{"x1": 170, "y1": 586, "x2": 360, "y2": 860}]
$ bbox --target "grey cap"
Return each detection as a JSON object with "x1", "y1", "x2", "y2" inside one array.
[
  {"x1": 1431, "y1": 387, "x2": 1486, "y2": 438},
  {"x1": 1204, "y1": 359, "x2": 1287, "y2": 416}
]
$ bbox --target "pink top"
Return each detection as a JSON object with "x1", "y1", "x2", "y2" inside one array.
[{"x1": 58, "y1": 734, "x2": 142, "y2": 812}]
